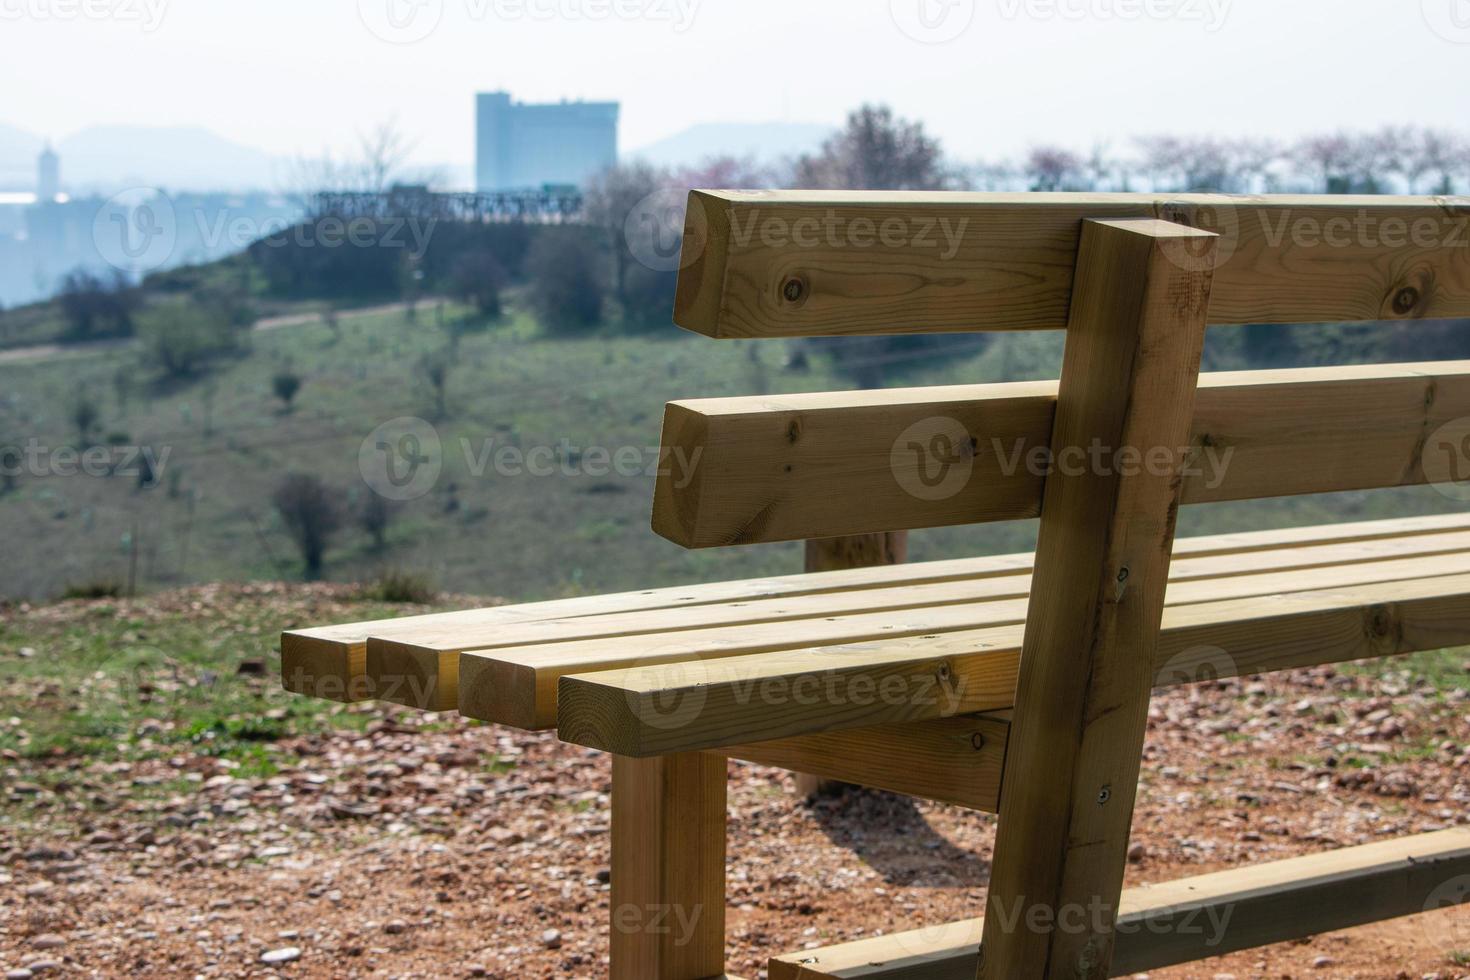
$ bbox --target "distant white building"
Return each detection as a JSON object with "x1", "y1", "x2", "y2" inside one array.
[
  {"x1": 475, "y1": 91, "x2": 618, "y2": 191},
  {"x1": 37, "y1": 143, "x2": 60, "y2": 203}
]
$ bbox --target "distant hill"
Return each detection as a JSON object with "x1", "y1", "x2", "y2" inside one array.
[
  {"x1": 56, "y1": 124, "x2": 282, "y2": 193},
  {"x1": 627, "y1": 122, "x2": 833, "y2": 169}
]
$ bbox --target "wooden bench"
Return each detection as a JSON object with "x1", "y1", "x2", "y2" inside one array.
[{"x1": 282, "y1": 192, "x2": 1470, "y2": 979}]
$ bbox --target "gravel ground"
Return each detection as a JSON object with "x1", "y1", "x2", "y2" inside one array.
[{"x1": 2, "y1": 586, "x2": 1469, "y2": 979}]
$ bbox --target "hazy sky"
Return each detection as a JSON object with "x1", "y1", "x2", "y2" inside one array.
[{"x1": 4, "y1": 0, "x2": 1467, "y2": 165}]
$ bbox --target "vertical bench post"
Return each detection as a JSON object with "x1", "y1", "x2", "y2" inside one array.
[
  {"x1": 979, "y1": 218, "x2": 1218, "y2": 978},
  {"x1": 610, "y1": 752, "x2": 727, "y2": 980},
  {"x1": 796, "y1": 531, "x2": 909, "y2": 797}
]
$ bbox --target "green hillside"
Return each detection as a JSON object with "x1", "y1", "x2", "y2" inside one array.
[{"x1": 0, "y1": 293, "x2": 1460, "y2": 603}]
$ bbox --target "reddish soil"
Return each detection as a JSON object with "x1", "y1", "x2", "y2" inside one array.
[{"x1": 2, "y1": 587, "x2": 1469, "y2": 979}]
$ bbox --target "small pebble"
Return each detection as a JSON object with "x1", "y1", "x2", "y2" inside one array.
[
  {"x1": 1312, "y1": 956, "x2": 1335, "y2": 969},
  {"x1": 29, "y1": 936, "x2": 64, "y2": 951},
  {"x1": 542, "y1": 928, "x2": 562, "y2": 950},
  {"x1": 384, "y1": 920, "x2": 409, "y2": 935},
  {"x1": 260, "y1": 947, "x2": 301, "y2": 965},
  {"x1": 6, "y1": 969, "x2": 34, "y2": 980}
]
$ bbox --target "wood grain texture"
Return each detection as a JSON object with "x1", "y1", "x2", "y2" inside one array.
[
  {"x1": 610, "y1": 752, "x2": 727, "y2": 980},
  {"x1": 553, "y1": 571, "x2": 1470, "y2": 757},
  {"x1": 673, "y1": 190, "x2": 1470, "y2": 337},
  {"x1": 980, "y1": 217, "x2": 1215, "y2": 978},
  {"x1": 651, "y1": 361, "x2": 1470, "y2": 547},
  {"x1": 284, "y1": 513, "x2": 1470, "y2": 705},
  {"x1": 370, "y1": 516, "x2": 1470, "y2": 713},
  {"x1": 481, "y1": 547, "x2": 1470, "y2": 733},
  {"x1": 726, "y1": 713, "x2": 1009, "y2": 811},
  {"x1": 766, "y1": 828, "x2": 1470, "y2": 979},
  {"x1": 284, "y1": 549, "x2": 1032, "y2": 703}
]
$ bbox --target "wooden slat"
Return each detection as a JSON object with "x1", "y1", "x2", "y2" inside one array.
[
  {"x1": 553, "y1": 572, "x2": 1470, "y2": 756},
  {"x1": 980, "y1": 216, "x2": 1215, "y2": 977},
  {"x1": 652, "y1": 361, "x2": 1470, "y2": 547},
  {"x1": 470, "y1": 549, "x2": 1470, "y2": 732},
  {"x1": 282, "y1": 552, "x2": 1027, "y2": 703},
  {"x1": 767, "y1": 828, "x2": 1470, "y2": 979},
  {"x1": 610, "y1": 752, "x2": 727, "y2": 980},
  {"x1": 371, "y1": 519, "x2": 1470, "y2": 713},
  {"x1": 674, "y1": 190, "x2": 1470, "y2": 338},
  {"x1": 724, "y1": 713, "x2": 1010, "y2": 812},
  {"x1": 281, "y1": 514, "x2": 1470, "y2": 704}
]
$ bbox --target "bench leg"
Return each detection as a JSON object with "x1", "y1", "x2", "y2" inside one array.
[
  {"x1": 796, "y1": 532, "x2": 909, "y2": 798},
  {"x1": 611, "y1": 752, "x2": 727, "y2": 980},
  {"x1": 978, "y1": 219, "x2": 1218, "y2": 978}
]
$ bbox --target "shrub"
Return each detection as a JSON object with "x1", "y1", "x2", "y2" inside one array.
[
  {"x1": 62, "y1": 579, "x2": 123, "y2": 600},
  {"x1": 135, "y1": 299, "x2": 243, "y2": 379},
  {"x1": 70, "y1": 392, "x2": 101, "y2": 445},
  {"x1": 272, "y1": 370, "x2": 303, "y2": 411},
  {"x1": 271, "y1": 473, "x2": 342, "y2": 580},
  {"x1": 355, "y1": 492, "x2": 399, "y2": 551},
  {"x1": 58, "y1": 269, "x2": 139, "y2": 339},
  {"x1": 448, "y1": 248, "x2": 507, "y2": 318},
  {"x1": 360, "y1": 568, "x2": 438, "y2": 605},
  {"x1": 417, "y1": 349, "x2": 453, "y2": 419},
  {"x1": 524, "y1": 228, "x2": 604, "y2": 334},
  {"x1": 618, "y1": 262, "x2": 678, "y2": 330},
  {"x1": 247, "y1": 216, "x2": 405, "y2": 300}
]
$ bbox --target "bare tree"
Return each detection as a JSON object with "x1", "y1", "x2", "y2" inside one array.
[
  {"x1": 1229, "y1": 138, "x2": 1284, "y2": 192},
  {"x1": 1082, "y1": 142, "x2": 1117, "y2": 192},
  {"x1": 358, "y1": 118, "x2": 415, "y2": 195},
  {"x1": 280, "y1": 117, "x2": 418, "y2": 213},
  {"x1": 795, "y1": 105, "x2": 949, "y2": 191},
  {"x1": 272, "y1": 474, "x2": 343, "y2": 580},
  {"x1": 583, "y1": 161, "x2": 669, "y2": 309},
  {"x1": 1023, "y1": 146, "x2": 1084, "y2": 191},
  {"x1": 1295, "y1": 133, "x2": 1357, "y2": 192},
  {"x1": 70, "y1": 393, "x2": 100, "y2": 446},
  {"x1": 1409, "y1": 128, "x2": 1465, "y2": 194},
  {"x1": 417, "y1": 349, "x2": 453, "y2": 419},
  {"x1": 355, "y1": 493, "x2": 400, "y2": 552}
]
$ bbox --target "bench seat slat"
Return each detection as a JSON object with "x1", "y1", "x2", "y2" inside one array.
[
  {"x1": 281, "y1": 514, "x2": 1470, "y2": 703},
  {"x1": 460, "y1": 551, "x2": 1470, "y2": 732},
  {"x1": 364, "y1": 517, "x2": 1470, "y2": 713},
  {"x1": 554, "y1": 571, "x2": 1470, "y2": 756}
]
